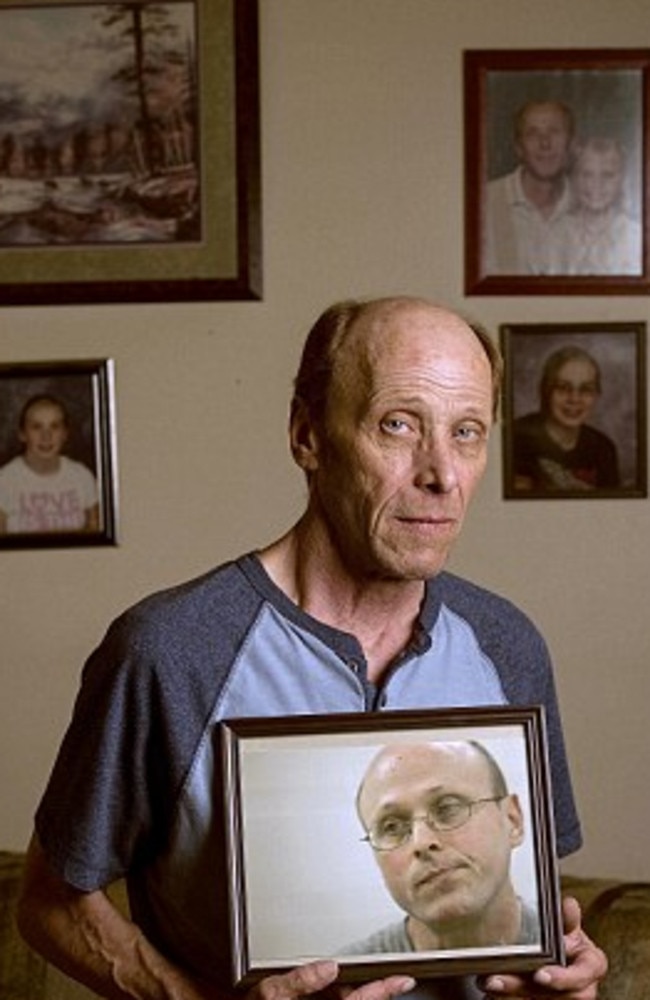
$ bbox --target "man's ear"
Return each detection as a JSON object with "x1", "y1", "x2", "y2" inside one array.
[
  {"x1": 505, "y1": 794, "x2": 525, "y2": 848},
  {"x1": 289, "y1": 398, "x2": 320, "y2": 472}
]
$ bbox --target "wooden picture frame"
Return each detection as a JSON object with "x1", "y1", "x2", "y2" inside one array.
[
  {"x1": 219, "y1": 706, "x2": 564, "y2": 987},
  {"x1": 500, "y1": 322, "x2": 647, "y2": 499},
  {"x1": 0, "y1": 359, "x2": 118, "y2": 547},
  {"x1": 465, "y1": 49, "x2": 650, "y2": 294},
  {"x1": 0, "y1": 0, "x2": 261, "y2": 305}
]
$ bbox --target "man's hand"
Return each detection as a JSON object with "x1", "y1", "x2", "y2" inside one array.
[
  {"x1": 247, "y1": 960, "x2": 415, "y2": 1000},
  {"x1": 478, "y1": 896, "x2": 607, "y2": 999}
]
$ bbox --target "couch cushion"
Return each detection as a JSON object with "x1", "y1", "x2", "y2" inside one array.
[
  {"x1": 583, "y1": 881, "x2": 650, "y2": 1000},
  {"x1": 563, "y1": 875, "x2": 650, "y2": 1000}
]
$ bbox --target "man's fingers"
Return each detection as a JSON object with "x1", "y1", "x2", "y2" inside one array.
[
  {"x1": 249, "y1": 964, "x2": 416, "y2": 1000},
  {"x1": 345, "y1": 974, "x2": 417, "y2": 1000},
  {"x1": 251, "y1": 960, "x2": 340, "y2": 1000},
  {"x1": 477, "y1": 896, "x2": 607, "y2": 998},
  {"x1": 561, "y1": 895, "x2": 583, "y2": 938}
]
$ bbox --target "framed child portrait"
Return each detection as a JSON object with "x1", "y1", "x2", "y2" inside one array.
[
  {"x1": 464, "y1": 49, "x2": 650, "y2": 295},
  {"x1": 500, "y1": 322, "x2": 647, "y2": 499},
  {"x1": 219, "y1": 706, "x2": 564, "y2": 988},
  {"x1": 0, "y1": 358, "x2": 118, "y2": 547}
]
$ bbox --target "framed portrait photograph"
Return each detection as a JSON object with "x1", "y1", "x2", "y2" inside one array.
[
  {"x1": 464, "y1": 49, "x2": 650, "y2": 295},
  {"x1": 219, "y1": 706, "x2": 564, "y2": 987},
  {"x1": 0, "y1": 359, "x2": 118, "y2": 548},
  {"x1": 500, "y1": 322, "x2": 647, "y2": 499},
  {"x1": 0, "y1": 0, "x2": 261, "y2": 305}
]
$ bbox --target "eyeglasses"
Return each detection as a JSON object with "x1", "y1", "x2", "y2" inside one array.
[
  {"x1": 551, "y1": 380, "x2": 598, "y2": 398},
  {"x1": 361, "y1": 795, "x2": 505, "y2": 852}
]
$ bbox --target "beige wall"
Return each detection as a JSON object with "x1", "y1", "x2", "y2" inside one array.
[{"x1": 1, "y1": 0, "x2": 648, "y2": 883}]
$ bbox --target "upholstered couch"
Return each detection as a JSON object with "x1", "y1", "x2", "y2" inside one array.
[{"x1": 1, "y1": 850, "x2": 649, "y2": 999}]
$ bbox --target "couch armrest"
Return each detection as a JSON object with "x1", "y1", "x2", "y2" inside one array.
[{"x1": 1, "y1": 850, "x2": 128, "y2": 1000}]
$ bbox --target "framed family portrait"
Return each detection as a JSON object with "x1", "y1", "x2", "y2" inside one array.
[
  {"x1": 219, "y1": 706, "x2": 564, "y2": 987},
  {"x1": 464, "y1": 49, "x2": 650, "y2": 295},
  {"x1": 500, "y1": 322, "x2": 647, "y2": 499},
  {"x1": 0, "y1": 0, "x2": 261, "y2": 305},
  {"x1": 0, "y1": 359, "x2": 118, "y2": 548}
]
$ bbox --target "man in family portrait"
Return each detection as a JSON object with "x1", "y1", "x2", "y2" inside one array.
[
  {"x1": 484, "y1": 98, "x2": 575, "y2": 276},
  {"x1": 343, "y1": 740, "x2": 538, "y2": 955}
]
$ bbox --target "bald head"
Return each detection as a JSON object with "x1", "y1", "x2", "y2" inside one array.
[
  {"x1": 292, "y1": 297, "x2": 502, "y2": 430},
  {"x1": 357, "y1": 740, "x2": 508, "y2": 828}
]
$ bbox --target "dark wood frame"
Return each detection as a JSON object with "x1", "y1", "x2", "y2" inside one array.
[
  {"x1": 500, "y1": 321, "x2": 647, "y2": 499},
  {"x1": 0, "y1": 0, "x2": 261, "y2": 305},
  {"x1": 0, "y1": 358, "x2": 118, "y2": 547},
  {"x1": 219, "y1": 706, "x2": 564, "y2": 988},
  {"x1": 465, "y1": 49, "x2": 650, "y2": 294}
]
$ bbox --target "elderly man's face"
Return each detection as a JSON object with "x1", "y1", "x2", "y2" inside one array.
[
  {"x1": 295, "y1": 302, "x2": 494, "y2": 582},
  {"x1": 358, "y1": 743, "x2": 524, "y2": 932}
]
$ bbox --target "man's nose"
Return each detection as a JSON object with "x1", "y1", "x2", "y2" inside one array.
[
  {"x1": 410, "y1": 815, "x2": 444, "y2": 852},
  {"x1": 414, "y1": 438, "x2": 458, "y2": 493}
]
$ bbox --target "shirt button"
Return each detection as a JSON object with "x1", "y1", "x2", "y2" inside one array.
[{"x1": 347, "y1": 658, "x2": 361, "y2": 674}]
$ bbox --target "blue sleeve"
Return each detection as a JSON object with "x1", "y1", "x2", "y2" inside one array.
[{"x1": 436, "y1": 573, "x2": 582, "y2": 859}]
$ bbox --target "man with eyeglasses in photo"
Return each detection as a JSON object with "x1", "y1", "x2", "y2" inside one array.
[{"x1": 344, "y1": 741, "x2": 538, "y2": 956}]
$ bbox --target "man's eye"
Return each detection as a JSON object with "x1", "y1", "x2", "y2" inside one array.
[
  {"x1": 377, "y1": 816, "x2": 407, "y2": 838},
  {"x1": 380, "y1": 417, "x2": 410, "y2": 434},
  {"x1": 455, "y1": 424, "x2": 480, "y2": 441},
  {"x1": 432, "y1": 796, "x2": 466, "y2": 824}
]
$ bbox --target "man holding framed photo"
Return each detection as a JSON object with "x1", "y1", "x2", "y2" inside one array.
[{"x1": 17, "y1": 297, "x2": 606, "y2": 1000}]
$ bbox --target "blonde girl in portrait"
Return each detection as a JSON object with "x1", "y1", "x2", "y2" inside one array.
[{"x1": 562, "y1": 136, "x2": 642, "y2": 275}]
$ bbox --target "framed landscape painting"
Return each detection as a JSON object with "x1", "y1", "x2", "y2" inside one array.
[{"x1": 0, "y1": 0, "x2": 261, "y2": 304}]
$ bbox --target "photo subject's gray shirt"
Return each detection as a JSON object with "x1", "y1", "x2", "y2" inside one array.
[
  {"x1": 340, "y1": 902, "x2": 540, "y2": 1000},
  {"x1": 341, "y1": 899, "x2": 541, "y2": 953}
]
